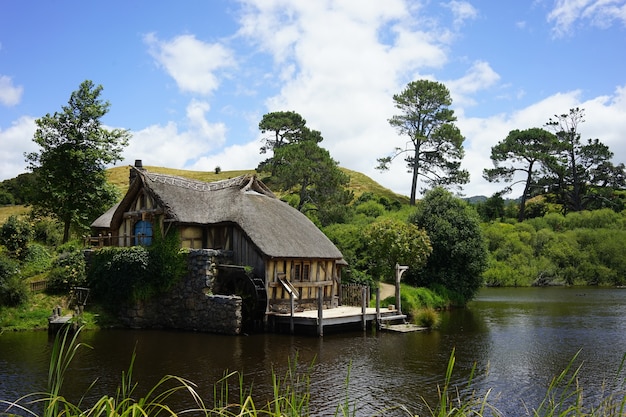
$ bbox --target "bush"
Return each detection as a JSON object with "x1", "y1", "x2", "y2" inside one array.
[
  {"x1": 0, "y1": 215, "x2": 33, "y2": 259},
  {"x1": 21, "y1": 243, "x2": 54, "y2": 277},
  {"x1": 46, "y1": 250, "x2": 87, "y2": 294},
  {"x1": 88, "y1": 246, "x2": 149, "y2": 307},
  {"x1": 87, "y1": 230, "x2": 186, "y2": 309},
  {"x1": 0, "y1": 255, "x2": 27, "y2": 306},
  {"x1": 32, "y1": 218, "x2": 63, "y2": 246},
  {"x1": 354, "y1": 200, "x2": 385, "y2": 218}
]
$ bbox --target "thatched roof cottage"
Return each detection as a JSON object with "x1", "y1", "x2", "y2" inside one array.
[{"x1": 90, "y1": 161, "x2": 346, "y2": 330}]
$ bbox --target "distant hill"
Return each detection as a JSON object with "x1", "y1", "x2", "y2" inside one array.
[
  {"x1": 2, "y1": 165, "x2": 505, "y2": 223},
  {"x1": 104, "y1": 165, "x2": 411, "y2": 204}
]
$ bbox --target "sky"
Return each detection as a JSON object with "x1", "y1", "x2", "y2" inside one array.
[{"x1": 1, "y1": 0, "x2": 625, "y2": 199}]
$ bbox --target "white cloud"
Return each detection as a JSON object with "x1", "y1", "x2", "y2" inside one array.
[
  {"x1": 0, "y1": 116, "x2": 37, "y2": 179},
  {"x1": 444, "y1": 1, "x2": 479, "y2": 27},
  {"x1": 0, "y1": 75, "x2": 24, "y2": 107},
  {"x1": 144, "y1": 33, "x2": 236, "y2": 95},
  {"x1": 446, "y1": 61, "x2": 501, "y2": 107},
  {"x1": 547, "y1": 0, "x2": 626, "y2": 37},
  {"x1": 122, "y1": 99, "x2": 228, "y2": 168}
]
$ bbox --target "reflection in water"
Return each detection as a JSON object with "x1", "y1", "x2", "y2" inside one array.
[{"x1": 1, "y1": 287, "x2": 625, "y2": 416}]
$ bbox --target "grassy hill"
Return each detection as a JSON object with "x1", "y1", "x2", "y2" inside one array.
[
  {"x1": 105, "y1": 165, "x2": 409, "y2": 203},
  {"x1": 0, "y1": 165, "x2": 410, "y2": 221}
]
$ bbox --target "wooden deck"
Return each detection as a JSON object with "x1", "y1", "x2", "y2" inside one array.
[{"x1": 267, "y1": 306, "x2": 407, "y2": 335}]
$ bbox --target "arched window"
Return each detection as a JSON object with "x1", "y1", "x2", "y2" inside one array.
[{"x1": 134, "y1": 220, "x2": 153, "y2": 246}]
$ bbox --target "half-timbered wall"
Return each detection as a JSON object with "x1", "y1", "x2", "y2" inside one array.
[{"x1": 266, "y1": 258, "x2": 339, "y2": 310}]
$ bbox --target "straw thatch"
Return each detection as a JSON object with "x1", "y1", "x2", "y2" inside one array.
[{"x1": 92, "y1": 167, "x2": 343, "y2": 260}]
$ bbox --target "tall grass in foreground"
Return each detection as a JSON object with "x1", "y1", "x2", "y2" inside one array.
[{"x1": 1, "y1": 327, "x2": 625, "y2": 417}]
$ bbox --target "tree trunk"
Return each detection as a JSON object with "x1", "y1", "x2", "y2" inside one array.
[
  {"x1": 62, "y1": 219, "x2": 71, "y2": 243},
  {"x1": 409, "y1": 148, "x2": 420, "y2": 205},
  {"x1": 518, "y1": 162, "x2": 534, "y2": 222}
]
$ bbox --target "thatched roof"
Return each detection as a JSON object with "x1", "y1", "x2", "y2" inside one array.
[{"x1": 93, "y1": 168, "x2": 343, "y2": 260}]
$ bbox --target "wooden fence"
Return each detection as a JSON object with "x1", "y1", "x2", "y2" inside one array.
[
  {"x1": 340, "y1": 284, "x2": 370, "y2": 306},
  {"x1": 29, "y1": 280, "x2": 48, "y2": 292}
]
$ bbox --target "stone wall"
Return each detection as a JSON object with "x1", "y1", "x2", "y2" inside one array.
[{"x1": 119, "y1": 249, "x2": 243, "y2": 335}]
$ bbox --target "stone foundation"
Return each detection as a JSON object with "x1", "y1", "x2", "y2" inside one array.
[{"x1": 119, "y1": 249, "x2": 243, "y2": 335}]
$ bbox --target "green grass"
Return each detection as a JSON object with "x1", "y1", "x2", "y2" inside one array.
[{"x1": 0, "y1": 293, "x2": 66, "y2": 331}]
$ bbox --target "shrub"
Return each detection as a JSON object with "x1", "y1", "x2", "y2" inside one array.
[
  {"x1": 21, "y1": 243, "x2": 54, "y2": 277},
  {"x1": 32, "y1": 218, "x2": 63, "y2": 246},
  {"x1": 88, "y1": 246, "x2": 149, "y2": 307},
  {"x1": 0, "y1": 215, "x2": 33, "y2": 259},
  {"x1": 87, "y1": 230, "x2": 185, "y2": 309},
  {"x1": 46, "y1": 250, "x2": 87, "y2": 294},
  {"x1": 0, "y1": 255, "x2": 27, "y2": 306},
  {"x1": 354, "y1": 200, "x2": 385, "y2": 218}
]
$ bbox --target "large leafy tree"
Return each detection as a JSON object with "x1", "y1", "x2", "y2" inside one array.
[
  {"x1": 408, "y1": 188, "x2": 488, "y2": 304},
  {"x1": 26, "y1": 80, "x2": 130, "y2": 243},
  {"x1": 377, "y1": 80, "x2": 469, "y2": 205},
  {"x1": 361, "y1": 219, "x2": 431, "y2": 282},
  {"x1": 483, "y1": 128, "x2": 560, "y2": 221},
  {"x1": 544, "y1": 108, "x2": 625, "y2": 212},
  {"x1": 257, "y1": 111, "x2": 352, "y2": 225},
  {"x1": 257, "y1": 111, "x2": 319, "y2": 176}
]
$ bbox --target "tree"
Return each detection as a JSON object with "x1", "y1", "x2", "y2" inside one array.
[
  {"x1": 257, "y1": 111, "x2": 352, "y2": 225},
  {"x1": 361, "y1": 219, "x2": 431, "y2": 282},
  {"x1": 377, "y1": 80, "x2": 469, "y2": 205},
  {"x1": 408, "y1": 188, "x2": 488, "y2": 304},
  {"x1": 483, "y1": 128, "x2": 560, "y2": 221},
  {"x1": 26, "y1": 80, "x2": 130, "y2": 243},
  {"x1": 257, "y1": 111, "x2": 320, "y2": 176},
  {"x1": 271, "y1": 139, "x2": 352, "y2": 224},
  {"x1": 545, "y1": 108, "x2": 625, "y2": 212}
]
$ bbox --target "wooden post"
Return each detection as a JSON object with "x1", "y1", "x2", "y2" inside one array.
[
  {"x1": 376, "y1": 287, "x2": 381, "y2": 330},
  {"x1": 395, "y1": 264, "x2": 409, "y2": 315},
  {"x1": 361, "y1": 286, "x2": 367, "y2": 331},
  {"x1": 317, "y1": 286, "x2": 324, "y2": 336},
  {"x1": 289, "y1": 292, "x2": 295, "y2": 334}
]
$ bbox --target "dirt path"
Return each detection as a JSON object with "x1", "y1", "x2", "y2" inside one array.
[{"x1": 379, "y1": 282, "x2": 395, "y2": 300}]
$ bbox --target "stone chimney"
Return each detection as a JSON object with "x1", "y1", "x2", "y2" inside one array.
[{"x1": 129, "y1": 159, "x2": 144, "y2": 185}]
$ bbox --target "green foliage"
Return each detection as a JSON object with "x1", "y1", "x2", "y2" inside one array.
[
  {"x1": 482, "y1": 209, "x2": 626, "y2": 286},
  {"x1": 32, "y1": 218, "x2": 63, "y2": 247},
  {"x1": 145, "y1": 228, "x2": 187, "y2": 296},
  {"x1": 354, "y1": 200, "x2": 385, "y2": 218},
  {"x1": 87, "y1": 230, "x2": 186, "y2": 309},
  {"x1": 0, "y1": 189, "x2": 14, "y2": 205},
  {"x1": 0, "y1": 215, "x2": 33, "y2": 259},
  {"x1": 409, "y1": 188, "x2": 488, "y2": 304},
  {"x1": 362, "y1": 218, "x2": 432, "y2": 281},
  {"x1": 386, "y1": 284, "x2": 448, "y2": 311},
  {"x1": 21, "y1": 243, "x2": 54, "y2": 277},
  {"x1": 46, "y1": 249, "x2": 87, "y2": 294},
  {"x1": 257, "y1": 111, "x2": 353, "y2": 226},
  {"x1": 26, "y1": 80, "x2": 130, "y2": 243},
  {"x1": 87, "y1": 246, "x2": 150, "y2": 307},
  {"x1": 0, "y1": 254, "x2": 28, "y2": 306}
]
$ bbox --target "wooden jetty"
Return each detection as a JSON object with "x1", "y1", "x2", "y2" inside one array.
[
  {"x1": 267, "y1": 283, "x2": 412, "y2": 335},
  {"x1": 268, "y1": 305, "x2": 408, "y2": 335}
]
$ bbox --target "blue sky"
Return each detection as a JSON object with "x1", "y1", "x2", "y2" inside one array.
[{"x1": 1, "y1": 0, "x2": 625, "y2": 198}]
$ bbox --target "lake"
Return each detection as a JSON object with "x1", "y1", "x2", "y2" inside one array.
[{"x1": 1, "y1": 287, "x2": 625, "y2": 416}]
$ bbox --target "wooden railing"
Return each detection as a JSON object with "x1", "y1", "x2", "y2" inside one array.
[
  {"x1": 340, "y1": 284, "x2": 370, "y2": 306},
  {"x1": 30, "y1": 280, "x2": 48, "y2": 292},
  {"x1": 84, "y1": 233, "x2": 152, "y2": 247}
]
